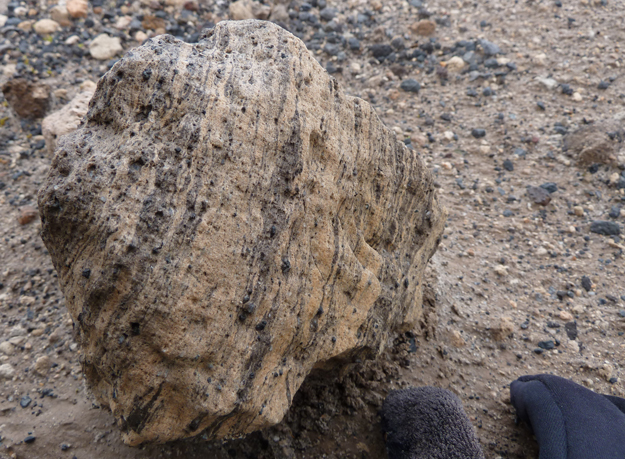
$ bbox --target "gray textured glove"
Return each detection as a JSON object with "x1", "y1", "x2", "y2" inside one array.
[{"x1": 381, "y1": 387, "x2": 485, "y2": 459}]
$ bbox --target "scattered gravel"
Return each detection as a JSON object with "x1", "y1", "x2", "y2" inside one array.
[{"x1": 1, "y1": 0, "x2": 624, "y2": 457}]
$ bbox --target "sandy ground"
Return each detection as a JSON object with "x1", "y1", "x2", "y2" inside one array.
[{"x1": 1, "y1": 0, "x2": 624, "y2": 457}]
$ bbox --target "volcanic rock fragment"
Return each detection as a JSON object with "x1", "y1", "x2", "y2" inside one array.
[
  {"x1": 38, "y1": 20, "x2": 445, "y2": 446},
  {"x1": 563, "y1": 121, "x2": 622, "y2": 166},
  {"x1": 2, "y1": 78, "x2": 50, "y2": 119},
  {"x1": 526, "y1": 186, "x2": 551, "y2": 206}
]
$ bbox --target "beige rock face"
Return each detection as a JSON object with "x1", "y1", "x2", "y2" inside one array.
[
  {"x1": 89, "y1": 33, "x2": 123, "y2": 60},
  {"x1": 0, "y1": 341, "x2": 14, "y2": 355},
  {"x1": 492, "y1": 317, "x2": 514, "y2": 341},
  {"x1": 39, "y1": 20, "x2": 445, "y2": 446},
  {"x1": 229, "y1": 0, "x2": 254, "y2": 20},
  {"x1": 229, "y1": 0, "x2": 271, "y2": 20},
  {"x1": 17, "y1": 19, "x2": 34, "y2": 31},
  {"x1": 34, "y1": 355, "x2": 51, "y2": 375},
  {"x1": 249, "y1": 1, "x2": 271, "y2": 19},
  {"x1": 33, "y1": 18, "x2": 60, "y2": 35},
  {"x1": 42, "y1": 82, "x2": 96, "y2": 154},
  {"x1": 269, "y1": 3, "x2": 288, "y2": 22},
  {"x1": 0, "y1": 363, "x2": 15, "y2": 379},
  {"x1": 445, "y1": 56, "x2": 465, "y2": 73},
  {"x1": 66, "y1": 0, "x2": 88, "y2": 18},
  {"x1": 411, "y1": 19, "x2": 436, "y2": 36},
  {"x1": 50, "y1": 5, "x2": 71, "y2": 26}
]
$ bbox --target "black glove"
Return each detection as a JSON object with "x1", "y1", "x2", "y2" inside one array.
[
  {"x1": 381, "y1": 386, "x2": 485, "y2": 459},
  {"x1": 511, "y1": 374, "x2": 625, "y2": 459}
]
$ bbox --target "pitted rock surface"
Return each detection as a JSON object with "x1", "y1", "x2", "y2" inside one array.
[{"x1": 38, "y1": 20, "x2": 445, "y2": 445}]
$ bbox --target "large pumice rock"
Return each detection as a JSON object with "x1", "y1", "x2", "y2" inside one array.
[{"x1": 38, "y1": 20, "x2": 445, "y2": 445}]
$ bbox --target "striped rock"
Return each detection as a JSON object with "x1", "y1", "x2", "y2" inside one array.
[{"x1": 38, "y1": 20, "x2": 445, "y2": 445}]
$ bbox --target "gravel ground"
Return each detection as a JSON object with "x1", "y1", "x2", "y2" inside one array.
[{"x1": 1, "y1": 0, "x2": 624, "y2": 458}]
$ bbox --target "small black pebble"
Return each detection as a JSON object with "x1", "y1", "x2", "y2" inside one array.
[
  {"x1": 281, "y1": 258, "x2": 291, "y2": 274},
  {"x1": 471, "y1": 128, "x2": 486, "y2": 138},
  {"x1": 348, "y1": 37, "x2": 360, "y2": 50},
  {"x1": 400, "y1": 78, "x2": 421, "y2": 93},
  {"x1": 24, "y1": 436, "x2": 36, "y2": 444},
  {"x1": 369, "y1": 44, "x2": 393, "y2": 59},
  {"x1": 565, "y1": 322, "x2": 578, "y2": 341},
  {"x1": 540, "y1": 182, "x2": 558, "y2": 194},
  {"x1": 326, "y1": 61, "x2": 339, "y2": 74},
  {"x1": 590, "y1": 220, "x2": 621, "y2": 236},
  {"x1": 484, "y1": 58, "x2": 499, "y2": 68},
  {"x1": 20, "y1": 395, "x2": 32, "y2": 408},
  {"x1": 608, "y1": 206, "x2": 621, "y2": 219},
  {"x1": 538, "y1": 340, "x2": 555, "y2": 350}
]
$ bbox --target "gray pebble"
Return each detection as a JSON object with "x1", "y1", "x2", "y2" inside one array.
[
  {"x1": 590, "y1": 220, "x2": 621, "y2": 236},
  {"x1": 319, "y1": 7, "x2": 337, "y2": 22},
  {"x1": 400, "y1": 79, "x2": 421, "y2": 93},
  {"x1": 479, "y1": 39, "x2": 501, "y2": 56},
  {"x1": 348, "y1": 37, "x2": 361, "y2": 50},
  {"x1": 471, "y1": 128, "x2": 486, "y2": 138}
]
